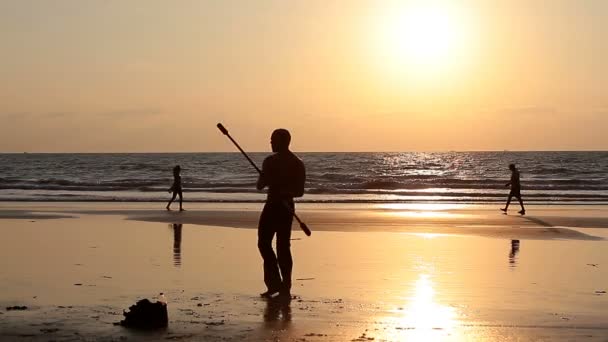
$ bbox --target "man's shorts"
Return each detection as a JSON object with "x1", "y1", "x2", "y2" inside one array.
[{"x1": 509, "y1": 188, "x2": 521, "y2": 198}]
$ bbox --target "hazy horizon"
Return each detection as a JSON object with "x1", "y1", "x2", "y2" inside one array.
[
  {"x1": 1, "y1": 0, "x2": 607, "y2": 152},
  {"x1": 2, "y1": 149, "x2": 608, "y2": 154}
]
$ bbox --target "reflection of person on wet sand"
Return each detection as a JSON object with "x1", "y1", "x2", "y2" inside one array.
[
  {"x1": 263, "y1": 297, "x2": 292, "y2": 323},
  {"x1": 171, "y1": 223, "x2": 182, "y2": 267},
  {"x1": 166, "y1": 165, "x2": 184, "y2": 211},
  {"x1": 257, "y1": 297, "x2": 291, "y2": 340},
  {"x1": 501, "y1": 164, "x2": 525, "y2": 215},
  {"x1": 257, "y1": 129, "x2": 306, "y2": 299},
  {"x1": 509, "y1": 239, "x2": 520, "y2": 267}
]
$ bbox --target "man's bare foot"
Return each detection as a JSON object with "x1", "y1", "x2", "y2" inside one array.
[
  {"x1": 166, "y1": 206, "x2": 171, "y2": 211},
  {"x1": 500, "y1": 208, "x2": 507, "y2": 213},
  {"x1": 518, "y1": 210, "x2": 526, "y2": 215},
  {"x1": 179, "y1": 208, "x2": 185, "y2": 212}
]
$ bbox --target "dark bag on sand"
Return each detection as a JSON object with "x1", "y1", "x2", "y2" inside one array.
[{"x1": 119, "y1": 298, "x2": 168, "y2": 329}]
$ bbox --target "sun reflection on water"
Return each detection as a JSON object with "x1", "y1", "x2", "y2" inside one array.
[{"x1": 383, "y1": 274, "x2": 459, "y2": 341}]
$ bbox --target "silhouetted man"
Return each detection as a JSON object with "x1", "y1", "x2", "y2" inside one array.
[
  {"x1": 256, "y1": 129, "x2": 305, "y2": 299},
  {"x1": 501, "y1": 164, "x2": 525, "y2": 215}
]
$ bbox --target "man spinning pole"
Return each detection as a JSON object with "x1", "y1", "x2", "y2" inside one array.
[{"x1": 257, "y1": 129, "x2": 306, "y2": 299}]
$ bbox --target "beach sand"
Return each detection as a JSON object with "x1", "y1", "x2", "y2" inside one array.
[{"x1": 0, "y1": 202, "x2": 607, "y2": 341}]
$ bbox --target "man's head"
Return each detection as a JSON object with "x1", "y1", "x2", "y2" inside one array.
[
  {"x1": 509, "y1": 163, "x2": 516, "y2": 171},
  {"x1": 271, "y1": 129, "x2": 291, "y2": 153}
]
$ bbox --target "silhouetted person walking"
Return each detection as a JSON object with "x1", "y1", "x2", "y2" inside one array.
[
  {"x1": 501, "y1": 164, "x2": 525, "y2": 215},
  {"x1": 257, "y1": 129, "x2": 305, "y2": 299},
  {"x1": 166, "y1": 165, "x2": 184, "y2": 211}
]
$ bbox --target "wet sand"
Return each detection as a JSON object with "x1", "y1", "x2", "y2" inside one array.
[
  {"x1": 0, "y1": 203, "x2": 607, "y2": 341},
  {"x1": 3, "y1": 202, "x2": 608, "y2": 240}
]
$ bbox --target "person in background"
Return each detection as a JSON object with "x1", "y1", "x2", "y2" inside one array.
[
  {"x1": 501, "y1": 163, "x2": 525, "y2": 215},
  {"x1": 166, "y1": 165, "x2": 184, "y2": 211}
]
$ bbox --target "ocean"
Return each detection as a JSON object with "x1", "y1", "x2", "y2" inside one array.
[{"x1": 0, "y1": 152, "x2": 606, "y2": 203}]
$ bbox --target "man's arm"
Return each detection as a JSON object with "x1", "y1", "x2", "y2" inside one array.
[
  {"x1": 257, "y1": 158, "x2": 269, "y2": 190},
  {"x1": 511, "y1": 171, "x2": 520, "y2": 185},
  {"x1": 292, "y1": 161, "x2": 306, "y2": 198},
  {"x1": 506, "y1": 171, "x2": 515, "y2": 187}
]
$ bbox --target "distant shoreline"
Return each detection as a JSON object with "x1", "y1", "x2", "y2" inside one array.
[
  {"x1": 1, "y1": 199, "x2": 608, "y2": 204},
  {"x1": 2, "y1": 150, "x2": 608, "y2": 154}
]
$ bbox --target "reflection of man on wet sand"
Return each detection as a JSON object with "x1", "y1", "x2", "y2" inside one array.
[
  {"x1": 509, "y1": 239, "x2": 520, "y2": 266},
  {"x1": 171, "y1": 223, "x2": 182, "y2": 267},
  {"x1": 256, "y1": 129, "x2": 306, "y2": 299},
  {"x1": 264, "y1": 297, "x2": 292, "y2": 323}
]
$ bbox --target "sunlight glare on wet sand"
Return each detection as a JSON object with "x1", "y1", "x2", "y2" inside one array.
[
  {"x1": 378, "y1": 203, "x2": 471, "y2": 219},
  {"x1": 410, "y1": 232, "x2": 442, "y2": 239},
  {"x1": 382, "y1": 273, "x2": 459, "y2": 341},
  {"x1": 377, "y1": 203, "x2": 469, "y2": 211}
]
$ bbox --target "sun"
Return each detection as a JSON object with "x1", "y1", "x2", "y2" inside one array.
[{"x1": 373, "y1": 2, "x2": 469, "y2": 78}]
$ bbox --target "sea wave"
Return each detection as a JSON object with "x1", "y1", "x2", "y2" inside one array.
[
  {"x1": 1, "y1": 151, "x2": 607, "y2": 203},
  {"x1": 1, "y1": 177, "x2": 607, "y2": 193}
]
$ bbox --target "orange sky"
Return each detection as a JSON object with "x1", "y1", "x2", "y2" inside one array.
[{"x1": 1, "y1": 0, "x2": 606, "y2": 152}]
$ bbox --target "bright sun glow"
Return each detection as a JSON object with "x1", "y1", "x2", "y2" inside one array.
[{"x1": 374, "y1": 2, "x2": 469, "y2": 78}]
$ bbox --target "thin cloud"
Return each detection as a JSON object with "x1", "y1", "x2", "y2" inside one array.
[
  {"x1": 97, "y1": 108, "x2": 163, "y2": 118},
  {"x1": 497, "y1": 106, "x2": 558, "y2": 117},
  {"x1": 0, "y1": 112, "x2": 69, "y2": 119},
  {"x1": 0, "y1": 109, "x2": 163, "y2": 120}
]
